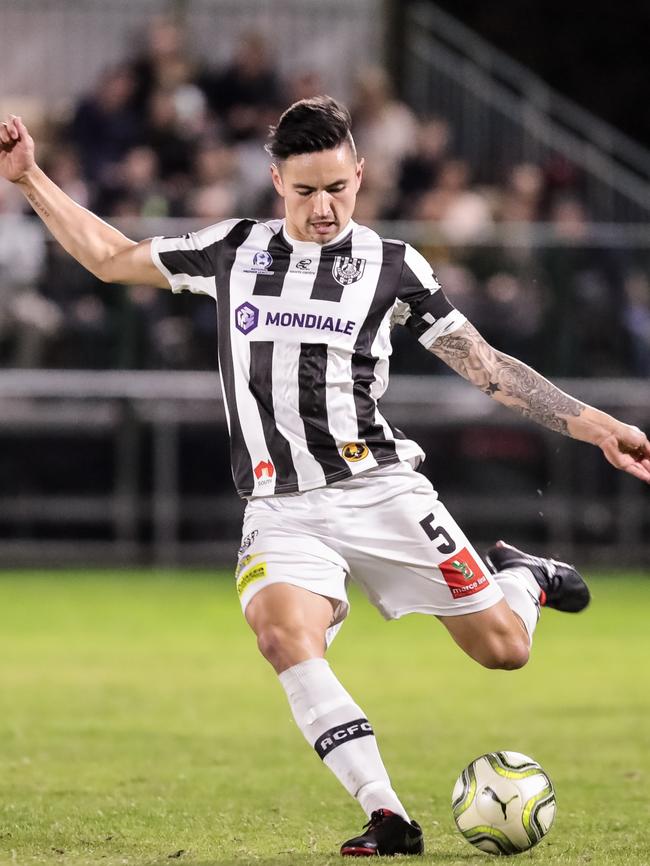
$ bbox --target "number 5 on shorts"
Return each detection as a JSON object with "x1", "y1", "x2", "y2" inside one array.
[{"x1": 419, "y1": 512, "x2": 455, "y2": 555}]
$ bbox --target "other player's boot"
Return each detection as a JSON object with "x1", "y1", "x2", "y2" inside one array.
[
  {"x1": 340, "y1": 809, "x2": 424, "y2": 856},
  {"x1": 485, "y1": 540, "x2": 590, "y2": 612}
]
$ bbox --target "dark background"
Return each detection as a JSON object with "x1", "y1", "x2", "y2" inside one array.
[{"x1": 396, "y1": 0, "x2": 650, "y2": 148}]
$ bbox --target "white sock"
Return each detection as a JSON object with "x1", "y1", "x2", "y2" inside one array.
[
  {"x1": 493, "y1": 566, "x2": 542, "y2": 644},
  {"x1": 278, "y1": 658, "x2": 409, "y2": 821}
]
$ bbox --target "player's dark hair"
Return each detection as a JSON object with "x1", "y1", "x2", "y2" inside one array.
[{"x1": 265, "y1": 96, "x2": 357, "y2": 161}]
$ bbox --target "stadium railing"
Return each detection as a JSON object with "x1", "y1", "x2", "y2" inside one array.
[
  {"x1": 404, "y1": 3, "x2": 650, "y2": 222},
  {"x1": 0, "y1": 370, "x2": 648, "y2": 568}
]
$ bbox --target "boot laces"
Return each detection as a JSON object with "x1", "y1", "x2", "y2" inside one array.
[{"x1": 363, "y1": 809, "x2": 393, "y2": 830}]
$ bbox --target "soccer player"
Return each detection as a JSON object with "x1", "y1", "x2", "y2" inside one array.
[{"x1": 2, "y1": 99, "x2": 649, "y2": 857}]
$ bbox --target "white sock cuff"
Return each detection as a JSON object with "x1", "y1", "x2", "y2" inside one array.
[{"x1": 278, "y1": 657, "x2": 330, "y2": 693}]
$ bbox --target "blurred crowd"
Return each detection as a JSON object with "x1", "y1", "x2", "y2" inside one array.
[{"x1": 1, "y1": 17, "x2": 650, "y2": 375}]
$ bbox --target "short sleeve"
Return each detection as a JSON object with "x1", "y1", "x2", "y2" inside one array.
[
  {"x1": 150, "y1": 218, "x2": 241, "y2": 298},
  {"x1": 393, "y1": 244, "x2": 466, "y2": 348}
]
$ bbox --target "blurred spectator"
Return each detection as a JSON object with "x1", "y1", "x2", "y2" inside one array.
[
  {"x1": 352, "y1": 66, "x2": 419, "y2": 198},
  {"x1": 186, "y1": 141, "x2": 240, "y2": 220},
  {"x1": 130, "y1": 18, "x2": 190, "y2": 110},
  {"x1": 142, "y1": 88, "x2": 196, "y2": 183},
  {"x1": 393, "y1": 117, "x2": 451, "y2": 218},
  {"x1": 0, "y1": 184, "x2": 59, "y2": 367},
  {"x1": 539, "y1": 197, "x2": 629, "y2": 376},
  {"x1": 44, "y1": 151, "x2": 91, "y2": 210},
  {"x1": 286, "y1": 70, "x2": 327, "y2": 104},
  {"x1": 39, "y1": 242, "x2": 114, "y2": 368},
  {"x1": 97, "y1": 146, "x2": 171, "y2": 218},
  {"x1": 415, "y1": 159, "x2": 494, "y2": 243},
  {"x1": 622, "y1": 270, "x2": 650, "y2": 375},
  {"x1": 499, "y1": 163, "x2": 545, "y2": 224},
  {"x1": 199, "y1": 31, "x2": 283, "y2": 143},
  {"x1": 70, "y1": 65, "x2": 141, "y2": 186}
]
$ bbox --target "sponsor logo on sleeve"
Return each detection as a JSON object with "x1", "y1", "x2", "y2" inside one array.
[
  {"x1": 439, "y1": 547, "x2": 489, "y2": 599},
  {"x1": 342, "y1": 442, "x2": 369, "y2": 462},
  {"x1": 332, "y1": 256, "x2": 366, "y2": 286},
  {"x1": 235, "y1": 302, "x2": 259, "y2": 334}
]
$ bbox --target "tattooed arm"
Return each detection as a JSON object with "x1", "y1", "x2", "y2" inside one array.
[
  {"x1": 430, "y1": 321, "x2": 650, "y2": 484},
  {"x1": 0, "y1": 115, "x2": 166, "y2": 287}
]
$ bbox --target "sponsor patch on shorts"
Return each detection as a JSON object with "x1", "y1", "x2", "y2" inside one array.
[
  {"x1": 236, "y1": 561, "x2": 267, "y2": 597},
  {"x1": 439, "y1": 547, "x2": 488, "y2": 599}
]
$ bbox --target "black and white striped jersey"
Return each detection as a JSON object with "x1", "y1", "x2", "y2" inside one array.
[{"x1": 151, "y1": 218, "x2": 465, "y2": 498}]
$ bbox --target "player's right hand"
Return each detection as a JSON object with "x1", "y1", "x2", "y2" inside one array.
[{"x1": 0, "y1": 115, "x2": 36, "y2": 183}]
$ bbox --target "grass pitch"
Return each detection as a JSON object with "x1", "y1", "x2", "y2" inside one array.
[{"x1": 0, "y1": 570, "x2": 649, "y2": 866}]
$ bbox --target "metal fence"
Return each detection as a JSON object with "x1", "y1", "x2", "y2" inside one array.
[
  {"x1": 0, "y1": 371, "x2": 648, "y2": 569},
  {"x1": 404, "y1": 3, "x2": 650, "y2": 223}
]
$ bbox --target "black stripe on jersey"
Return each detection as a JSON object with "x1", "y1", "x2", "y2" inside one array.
[
  {"x1": 248, "y1": 341, "x2": 299, "y2": 492},
  {"x1": 252, "y1": 231, "x2": 291, "y2": 296},
  {"x1": 309, "y1": 233, "x2": 353, "y2": 302},
  {"x1": 351, "y1": 240, "x2": 406, "y2": 464},
  {"x1": 298, "y1": 343, "x2": 352, "y2": 480},
  {"x1": 213, "y1": 219, "x2": 257, "y2": 495},
  {"x1": 159, "y1": 243, "x2": 214, "y2": 277}
]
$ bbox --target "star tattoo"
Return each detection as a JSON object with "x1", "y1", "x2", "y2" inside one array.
[{"x1": 485, "y1": 382, "x2": 500, "y2": 395}]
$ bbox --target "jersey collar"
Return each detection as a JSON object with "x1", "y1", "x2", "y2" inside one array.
[{"x1": 281, "y1": 220, "x2": 355, "y2": 254}]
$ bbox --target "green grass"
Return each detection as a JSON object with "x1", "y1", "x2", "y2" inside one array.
[{"x1": 0, "y1": 571, "x2": 649, "y2": 866}]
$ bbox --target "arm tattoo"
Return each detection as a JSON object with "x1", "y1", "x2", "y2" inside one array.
[
  {"x1": 26, "y1": 191, "x2": 51, "y2": 219},
  {"x1": 431, "y1": 322, "x2": 585, "y2": 435}
]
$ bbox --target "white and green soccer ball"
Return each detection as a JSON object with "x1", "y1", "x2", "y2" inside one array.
[{"x1": 452, "y1": 750, "x2": 556, "y2": 855}]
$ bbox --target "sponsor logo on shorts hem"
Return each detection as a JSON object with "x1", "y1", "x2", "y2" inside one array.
[
  {"x1": 439, "y1": 547, "x2": 488, "y2": 598},
  {"x1": 236, "y1": 561, "x2": 267, "y2": 597}
]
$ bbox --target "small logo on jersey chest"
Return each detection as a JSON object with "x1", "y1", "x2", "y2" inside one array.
[
  {"x1": 332, "y1": 256, "x2": 366, "y2": 286},
  {"x1": 342, "y1": 442, "x2": 369, "y2": 462},
  {"x1": 253, "y1": 250, "x2": 273, "y2": 269},
  {"x1": 235, "y1": 302, "x2": 259, "y2": 334},
  {"x1": 243, "y1": 250, "x2": 274, "y2": 274}
]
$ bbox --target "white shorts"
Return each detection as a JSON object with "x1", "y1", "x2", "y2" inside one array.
[{"x1": 235, "y1": 462, "x2": 503, "y2": 643}]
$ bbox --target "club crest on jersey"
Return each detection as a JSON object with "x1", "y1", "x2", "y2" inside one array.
[
  {"x1": 332, "y1": 256, "x2": 366, "y2": 286},
  {"x1": 235, "y1": 302, "x2": 259, "y2": 334},
  {"x1": 342, "y1": 442, "x2": 369, "y2": 462}
]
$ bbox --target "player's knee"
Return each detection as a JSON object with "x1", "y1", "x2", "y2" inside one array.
[
  {"x1": 480, "y1": 635, "x2": 530, "y2": 671},
  {"x1": 256, "y1": 622, "x2": 323, "y2": 672}
]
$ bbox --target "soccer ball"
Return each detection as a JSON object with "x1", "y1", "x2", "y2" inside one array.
[{"x1": 452, "y1": 750, "x2": 556, "y2": 855}]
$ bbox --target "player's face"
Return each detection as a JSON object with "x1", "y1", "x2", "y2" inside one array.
[{"x1": 270, "y1": 144, "x2": 364, "y2": 245}]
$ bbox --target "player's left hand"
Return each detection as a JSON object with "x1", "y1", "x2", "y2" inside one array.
[{"x1": 598, "y1": 424, "x2": 650, "y2": 484}]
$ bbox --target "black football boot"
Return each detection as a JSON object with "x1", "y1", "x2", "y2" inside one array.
[
  {"x1": 485, "y1": 540, "x2": 590, "y2": 612},
  {"x1": 340, "y1": 809, "x2": 424, "y2": 857}
]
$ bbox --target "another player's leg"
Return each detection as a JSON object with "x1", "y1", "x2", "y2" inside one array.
[{"x1": 245, "y1": 582, "x2": 423, "y2": 857}]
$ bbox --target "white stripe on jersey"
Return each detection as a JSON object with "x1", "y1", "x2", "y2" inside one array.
[{"x1": 268, "y1": 245, "x2": 327, "y2": 488}]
